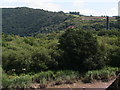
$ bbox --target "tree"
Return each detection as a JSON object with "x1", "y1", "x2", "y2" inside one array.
[
  {"x1": 109, "y1": 48, "x2": 120, "y2": 67},
  {"x1": 58, "y1": 29, "x2": 105, "y2": 70}
]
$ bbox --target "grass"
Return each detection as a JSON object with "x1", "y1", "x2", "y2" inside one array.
[
  {"x1": 82, "y1": 67, "x2": 118, "y2": 83},
  {"x1": 54, "y1": 70, "x2": 80, "y2": 84},
  {"x1": 32, "y1": 70, "x2": 79, "y2": 85},
  {"x1": 2, "y1": 70, "x2": 80, "y2": 88},
  {"x1": 2, "y1": 67, "x2": 119, "y2": 88},
  {"x1": 2, "y1": 74, "x2": 32, "y2": 88},
  {"x1": 32, "y1": 71, "x2": 54, "y2": 84},
  {"x1": 66, "y1": 14, "x2": 80, "y2": 17}
]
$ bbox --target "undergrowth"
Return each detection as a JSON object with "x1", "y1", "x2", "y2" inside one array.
[
  {"x1": 2, "y1": 67, "x2": 119, "y2": 88},
  {"x1": 82, "y1": 67, "x2": 118, "y2": 83}
]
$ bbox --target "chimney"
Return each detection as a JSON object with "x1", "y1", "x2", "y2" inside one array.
[{"x1": 106, "y1": 16, "x2": 109, "y2": 30}]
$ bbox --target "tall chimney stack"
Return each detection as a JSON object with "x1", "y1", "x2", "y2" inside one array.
[{"x1": 106, "y1": 16, "x2": 109, "y2": 30}]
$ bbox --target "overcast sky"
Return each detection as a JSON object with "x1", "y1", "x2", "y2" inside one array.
[{"x1": 0, "y1": 0, "x2": 120, "y2": 16}]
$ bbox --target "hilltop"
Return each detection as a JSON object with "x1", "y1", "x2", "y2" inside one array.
[
  {"x1": 2, "y1": 7, "x2": 119, "y2": 36},
  {"x1": 2, "y1": 7, "x2": 73, "y2": 36}
]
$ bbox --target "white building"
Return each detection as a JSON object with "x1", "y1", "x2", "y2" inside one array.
[{"x1": 118, "y1": 1, "x2": 120, "y2": 16}]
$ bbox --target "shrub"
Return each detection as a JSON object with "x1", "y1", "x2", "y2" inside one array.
[
  {"x1": 31, "y1": 48, "x2": 58, "y2": 72},
  {"x1": 98, "y1": 29, "x2": 120, "y2": 36},
  {"x1": 82, "y1": 67, "x2": 118, "y2": 83},
  {"x1": 32, "y1": 71, "x2": 54, "y2": 84},
  {"x1": 32, "y1": 70, "x2": 80, "y2": 85},
  {"x1": 2, "y1": 74, "x2": 32, "y2": 88},
  {"x1": 55, "y1": 70, "x2": 79, "y2": 80},
  {"x1": 54, "y1": 70, "x2": 80, "y2": 84},
  {"x1": 108, "y1": 48, "x2": 120, "y2": 67}
]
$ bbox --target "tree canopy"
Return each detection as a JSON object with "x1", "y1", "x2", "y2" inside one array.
[
  {"x1": 58, "y1": 29, "x2": 106, "y2": 70},
  {"x1": 2, "y1": 7, "x2": 73, "y2": 36}
]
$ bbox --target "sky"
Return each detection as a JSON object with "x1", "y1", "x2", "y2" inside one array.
[{"x1": 0, "y1": 0, "x2": 120, "y2": 16}]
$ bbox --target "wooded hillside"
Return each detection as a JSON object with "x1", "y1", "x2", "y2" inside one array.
[{"x1": 2, "y1": 7, "x2": 73, "y2": 36}]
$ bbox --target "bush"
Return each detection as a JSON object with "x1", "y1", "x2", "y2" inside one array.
[
  {"x1": 98, "y1": 29, "x2": 120, "y2": 36},
  {"x1": 32, "y1": 70, "x2": 80, "y2": 85},
  {"x1": 108, "y1": 48, "x2": 120, "y2": 67},
  {"x1": 31, "y1": 48, "x2": 58, "y2": 72},
  {"x1": 32, "y1": 71, "x2": 54, "y2": 84},
  {"x1": 55, "y1": 70, "x2": 79, "y2": 81},
  {"x1": 2, "y1": 49, "x2": 32, "y2": 74},
  {"x1": 2, "y1": 74, "x2": 32, "y2": 88},
  {"x1": 83, "y1": 52, "x2": 106, "y2": 70}
]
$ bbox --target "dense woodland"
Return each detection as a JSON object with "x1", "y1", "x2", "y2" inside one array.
[
  {"x1": 2, "y1": 7, "x2": 73, "y2": 36},
  {"x1": 1, "y1": 7, "x2": 120, "y2": 88},
  {"x1": 2, "y1": 7, "x2": 120, "y2": 36}
]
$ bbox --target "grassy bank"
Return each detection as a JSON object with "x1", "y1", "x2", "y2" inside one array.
[
  {"x1": 82, "y1": 67, "x2": 119, "y2": 83},
  {"x1": 2, "y1": 67, "x2": 119, "y2": 89}
]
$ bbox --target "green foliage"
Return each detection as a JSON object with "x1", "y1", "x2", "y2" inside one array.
[
  {"x1": 58, "y1": 29, "x2": 105, "y2": 70},
  {"x1": 2, "y1": 70, "x2": 80, "y2": 88},
  {"x1": 2, "y1": 29, "x2": 120, "y2": 74},
  {"x1": 32, "y1": 70, "x2": 79, "y2": 85},
  {"x1": 108, "y1": 48, "x2": 120, "y2": 67},
  {"x1": 82, "y1": 67, "x2": 118, "y2": 83},
  {"x1": 98, "y1": 29, "x2": 120, "y2": 36},
  {"x1": 32, "y1": 71, "x2": 54, "y2": 84},
  {"x1": 31, "y1": 48, "x2": 51, "y2": 71},
  {"x1": 97, "y1": 36, "x2": 120, "y2": 67},
  {"x1": 2, "y1": 8, "x2": 120, "y2": 88},
  {"x1": 2, "y1": 49, "x2": 32, "y2": 74},
  {"x1": 2, "y1": 7, "x2": 73, "y2": 36},
  {"x1": 54, "y1": 70, "x2": 79, "y2": 83},
  {"x1": 2, "y1": 33, "x2": 59, "y2": 74},
  {"x1": 83, "y1": 52, "x2": 106, "y2": 70},
  {"x1": 2, "y1": 7, "x2": 119, "y2": 37},
  {"x1": 2, "y1": 74, "x2": 32, "y2": 88}
]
